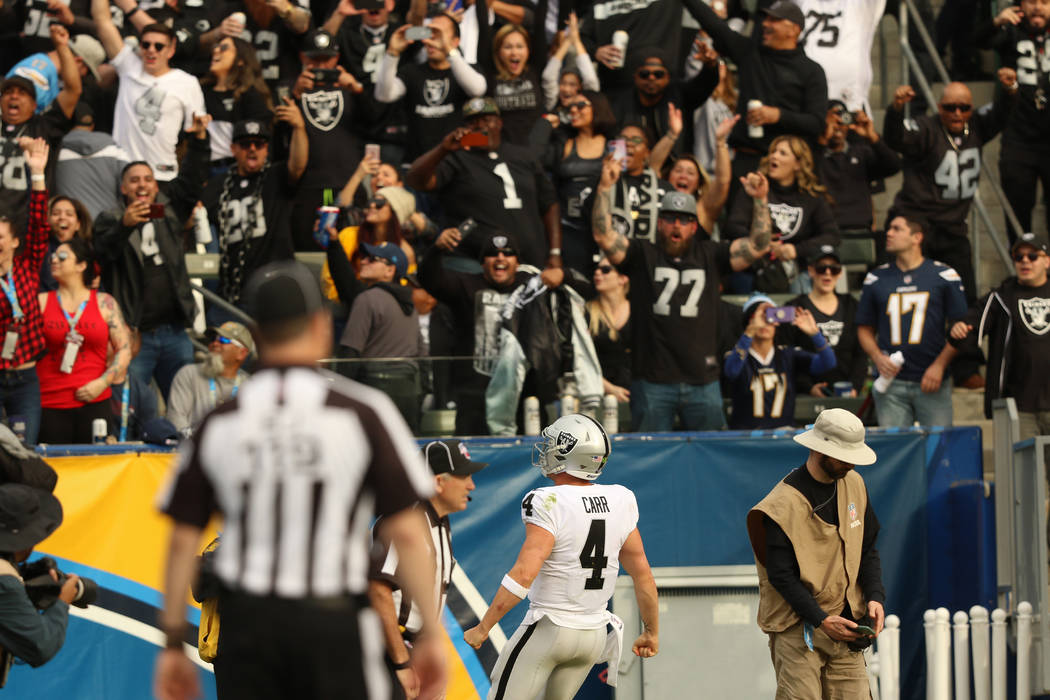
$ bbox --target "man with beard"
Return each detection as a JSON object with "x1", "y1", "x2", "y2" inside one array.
[
  {"x1": 167, "y1": 322, "x2": 254, "y2": 437},
  {"x1": 981, "y1": 0, "x2": 1050, "y2": 242},
  {"x1": 746, "y1": 408, "x2": 885, "y2": 697},
  {"x1": 593, "y1": 174, "x2": 773, "y2": 431}
]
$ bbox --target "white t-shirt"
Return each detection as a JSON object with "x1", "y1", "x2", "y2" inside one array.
[
  {"x1": 521, "y1": 483, "x2": 639, "y2": 629},
  {"x1": 798, "y1": 0, "x2": 886, "y2": 112},
  {"x1": 111, "y1": 44, "x2": 206, "y2": 181}
]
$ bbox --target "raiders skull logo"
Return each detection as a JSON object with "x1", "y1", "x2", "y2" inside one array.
[
  {"x1": 555, "y1": 431, "x2": 578, "y2": 459},
  {"x1": 303, "y1": 90, "x2": 344, "y2": 131},
  {"x1": 245, "y1": 121, "x2": 260, "y2": 135},
  {"x1": 424, "y1": 78, "x2": 450, "y2": 107},
  {"x1": 767, "y1": 202, "x2": 803, "y2": 238},
  {"x1": 1019, "y1": 297, "x2": 1050, "y2": 336}
]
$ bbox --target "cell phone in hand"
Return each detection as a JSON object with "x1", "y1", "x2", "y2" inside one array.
[
  {"x1": 365, "y1": 143, "x2": 381, "y2": 161},
  {"x1": 312, "y1": 68, "x2": 340, "y2": 86},
  {"x1": 606, "y1": 138, "x2": 627, "y2": 168},
  {"x1": 460, "y1": 132, "x2": 488, "y2": 148},
  {"x1": 854, "y1": 625, "x2": 876, "y2": 636},
  {"x1": 458, "y1": 218, "x2": 478, "y2": 239},
  {"x1": 149, "y1": 203, "x2": 165, "y2": 219},
  {"x1": 275, "y1": 85, "x2": 291, "y2": 103},
  {"x1": 764, "y1": 306, "x2": 795, "y2": 325},
  {"x1": 405, "y1": 25, "x2": 432, "y2": 41}
]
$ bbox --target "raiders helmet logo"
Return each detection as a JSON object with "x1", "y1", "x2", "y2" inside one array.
[
  {"x1": 1019, "y1": 297, "x2": 1050, "y2": 336},
  {"x1": 424, "y1": 78, "x2": 450, "y2": 107},
  {"x1": 767, "y1": 202, "x2": 803, "y2": 238},
  {"x1": 303, "y1": 90, "x2": 344, "y2": 131},
  {"x1": 245, "y1": 121, "x2": 260, "y2": 135},
  {"x1": 554, "y1": 431, "x2": 578, "y2": 459},
  {"x1": 492, "y1": 235, "x2": 508, "y2": 249}
]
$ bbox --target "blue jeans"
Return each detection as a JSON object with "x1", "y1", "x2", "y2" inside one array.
[
  {"x1": 0, "y1": 368, "x2": 41, "y2": 445},
  {"x1": 130, "y1": 324, "x2": 194, "y2": 401},
  {"x1": 873, "y1": 377, "x2": 953, "y2": 428},
  {"x1": 630, "y1": 379, "x2": 726, "y2": 432}
]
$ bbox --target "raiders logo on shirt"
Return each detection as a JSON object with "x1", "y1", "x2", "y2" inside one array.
[
  {"x1": 424, "y1": 78, "x2": 450, "y2": 106},
  {"x1": 1018, "y1": 297, "x2": 1050, "y2": 336},
  {"x1": 817, "y1": 319, "x2": 844, "y2": 346},
  {"x1": 303, "y1": 90, "x2": 344, "y2": 131},
  {"x1": 767, "y1": 202, "x2": 803, "y2": 238}
]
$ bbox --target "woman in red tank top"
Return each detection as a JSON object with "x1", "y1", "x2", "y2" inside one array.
[{"x1": 35, "y1": 239, "x2": 132, "y2": 444}]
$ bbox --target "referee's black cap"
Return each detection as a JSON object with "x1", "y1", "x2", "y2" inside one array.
[
  {"x1": 422, "y1": 439, "x2": 488, "y2": 476},
  {"x1": 243, "y1": 261, "x2": 325, "y2": 326}
]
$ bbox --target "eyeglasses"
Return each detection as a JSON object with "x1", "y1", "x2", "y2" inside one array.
[
  {"x1": 238, "y1": 138, "x2": 268, "y2": 150},
  {"x1": 619, "y1": 135, "x2": 646, "y2": 146},
  {"x1": 939, "y1": 102, "x2": 972, "y2": 113},
  {"x1": 637, "y1": 69, "x2": 667, "y2": 80},
  {"x1": 140, "y1": 41, "x2": 168, "y2": 51},
  {"x1": 50, "y1": 251, "x2": 70, "y2": 262},
  {"x1": 659, "y1": 213, "x2": 695, "y2": 225},
  {"x1": 814, "y1": 263, "x2": 842, "y2": 275},
  {"x1": 595, "y1": 265, "x2": 614, "y2": 274},
  {"x1": 1014, "y1": 252, "x2": 1045, "y2": 263},
  {"x1": 568, "y1": 101, "x2": 591, "y2": 111},
  {"x1": 368, "y1": 197, "x2": 388, "y2": 209}
]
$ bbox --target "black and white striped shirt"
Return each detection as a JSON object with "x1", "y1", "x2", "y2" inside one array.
[
  {"x1": 370, "y1": 502, "x2": 454, "y2": 637},
  {"x1": 159, "y1": 366, "x2": 434, "y2": 598}
]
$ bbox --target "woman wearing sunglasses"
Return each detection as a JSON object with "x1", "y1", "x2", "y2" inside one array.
[
  {"x1": 541, "y1": 13, "x2": 600, "y2": 125},
  {"x1": 585, "y1": 258, "x2": 632, "y2": 412},
  {"x1": 40, "y1": 196, "x2": 94, "y2": 293},
  {"x1": 777, "y1": 248, "x2": 867, "y2": 398},
  {"x1": 35, "y1": 239, "x2": 131, "y2": 444},
  {"x1": 724, "y1": 135, "x2": 839, "y2": 293}
]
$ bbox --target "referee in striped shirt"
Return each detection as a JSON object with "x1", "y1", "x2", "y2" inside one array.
[
  {"x1": 153, "y1": 262, "x2": 444, "y2": 700},
  {"x1": 370, "y1": 439, "x2": 487, "y2": 700}
]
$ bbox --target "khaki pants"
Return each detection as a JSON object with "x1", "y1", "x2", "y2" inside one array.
[{"x1": 768, "y1": 622, "x2": 871, "y2": 700}]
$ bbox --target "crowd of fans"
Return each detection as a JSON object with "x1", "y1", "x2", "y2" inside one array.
[{"x1": 0, "y1": 0, "x2": 1048, "y2": 444}]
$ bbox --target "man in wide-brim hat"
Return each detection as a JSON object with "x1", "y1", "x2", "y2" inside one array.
[{"x1": 745, "y1": 408, "x2": 886, "y2": 698}]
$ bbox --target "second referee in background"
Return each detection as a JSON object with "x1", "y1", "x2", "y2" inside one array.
[{"x1": 153, "y1": 261, "x2": 445, "y2": 700}]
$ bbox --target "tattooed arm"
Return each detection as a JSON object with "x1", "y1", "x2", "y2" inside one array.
[
  {"x1": 100, "y1": 293, "x2": 132, "y2": 386},
  {"x1": 729, "y1": 172, "x2": 772, "y2": 272},
  {"x1": 592, "y1": 155, "x2": 630, "y2": 266}
]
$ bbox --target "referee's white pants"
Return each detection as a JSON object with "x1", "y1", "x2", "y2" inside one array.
[{"x1": 486, "y1": 615, "x2": 606, "y2": 700}]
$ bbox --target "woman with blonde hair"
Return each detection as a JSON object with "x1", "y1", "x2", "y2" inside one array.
[
  {"x1": 724, "y1": 135, "x2": 840, "y2": 293},
  {"x1": 585, "y1": 257, "x2": 631, "y2": 406}
]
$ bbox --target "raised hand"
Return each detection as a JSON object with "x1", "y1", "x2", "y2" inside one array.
[
  {"x1": 740, "y1": 171, "x2": 769, "y2": 200},
  {"x1": 892, "y1": 85, "x2": 916, "y2": 109},
  {"x1": 19, "y1": 137, "x2": 50, "y2": 174}
]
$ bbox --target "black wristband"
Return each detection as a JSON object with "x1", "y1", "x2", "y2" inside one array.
[{"x1": 390, "y1": 657, "x2": 411, "y2": 670}]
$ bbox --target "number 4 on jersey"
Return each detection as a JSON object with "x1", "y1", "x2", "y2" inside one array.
[
  {"x1": 521, "y1": 493, "x2": 534, "y2": 517},
  {"x1": 579, "y1": 519, "x2": 608, "y2": 590}
]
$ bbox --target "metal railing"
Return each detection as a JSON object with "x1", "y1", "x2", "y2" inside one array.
[{"x1": 896, "y1": 0, "x2": 1018, "y2": 291}]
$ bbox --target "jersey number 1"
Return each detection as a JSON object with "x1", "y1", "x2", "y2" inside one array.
[{"x1": 579, "y1": 519, "x2": 608, "y2": 590}]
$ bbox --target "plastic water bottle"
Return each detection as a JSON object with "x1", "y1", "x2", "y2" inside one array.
[
  {"x1": 193, "y1": 206, "x2": 212, "y2": 245},
  {"x1": 524, "y1": 396, "x2": 541, "y2": 436},
  {"x1": 873, "y1": 351, "x2": 905, "y2": 393},
  {"x1": 602, "y1": 395, "x2": 618, "y2": 435}
]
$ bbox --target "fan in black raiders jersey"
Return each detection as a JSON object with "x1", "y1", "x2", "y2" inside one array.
[
  {"x1": 950, "y1": 233, "x2": 1050, "y2": 438},
  {"x1": 582, "y1": 123, "x2": 672, "y2": 247},
  {"x1": 407, "y1": 97, "x2": 564, "y2": 272},
  {"x1": 883, "y1": 71, "x2": 1018, "y2": 306},
  {"x1": 204, "y1": 0, "x2": 312, "y2": 90},
  {"x1": 593, "y1": 170, "x2": 773, "y2": 432},
  {"x1": 980, "y1": 0, "x2": 1050, "y2": 243},
  {"x1": 322, "y1": 0, "x2": 408, "y2": 165},
  {"x1": 202, "y1": 116, "x2": 304, "y2": 311},
  {"x1": 0, "y1": 46, "x2": 79, "y2": 234},
  {"x1": 375, "y1": 13, "x2": 488, "y2": 163},
  {"x1": 287, "y1": 29, "x2": 367, "y2": 251}
]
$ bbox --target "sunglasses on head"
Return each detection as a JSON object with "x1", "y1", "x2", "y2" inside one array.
[
  {"x1": 568, "y1": 100, "x2": 591, "y2": 111},
  {"x1": 140, "y1": 41, "x2": 168, "y2": 51},
  {"x1": 939, "y1": 102, "x2": 972, "y2": 113},
  {"x1": 637, "y1": 69, "x2": 667, "y2": 80},
  {"x1": 368, "y1": 197, "x2": 388, "y2": 209},
  {"x1": 238, "y1": 138, "x2": 268, "y2": 150},
  {"x1": 50, "y1": 250, "x2": 70, "y2": 262},
  {"x1": 814, "y1": 263, "x2": 842, "y2": 275},
  {"x1": 1014, "y1": 251, "x2": 1044, "y2": 263},
  {"x1": 595, "y1": 265, "x2": 614, "y2": 274}
]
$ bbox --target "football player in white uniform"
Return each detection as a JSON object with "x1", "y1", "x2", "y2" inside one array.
[{"x1": 463, "y1": 414, "x2": 659, "y2": 699}]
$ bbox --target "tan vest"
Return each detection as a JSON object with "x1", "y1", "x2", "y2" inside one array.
[{"x1": 746, "y1": 469, "x2": 868, "y2": 633}]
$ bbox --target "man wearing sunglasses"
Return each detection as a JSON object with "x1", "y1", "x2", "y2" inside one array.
[
  {"x1": 167, "y1": 321, "x2": 254, "y2": 437},
  {"x1": 949, "y1": 233, "x2": 1050, "y2": 439},
  {"x1": 92, "y1": 0, "x2": 206, "y2": 183}
]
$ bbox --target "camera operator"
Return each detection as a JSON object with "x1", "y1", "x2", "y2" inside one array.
[{"x1": 0, "y1": 483, "x2": 78, "y2": 670}]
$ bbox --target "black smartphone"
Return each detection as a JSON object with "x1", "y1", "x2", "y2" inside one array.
[
  {"x1": 312, "y1": 68, "x2": 340, "y2": 86},
  {"x1": 458, "y1": 218, "x2": 478, "y2": 239},
  {"x1": 854, "y1": 624, "x2": 876, "y2": 636}
]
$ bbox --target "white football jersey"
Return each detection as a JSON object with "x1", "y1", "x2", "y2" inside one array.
[
  {"x1": 521, "y1": 483, "x2": 639, "y2": 629},
  {"x1": 798, "y1": 0, "x2": 886, "y2": 111},
  {"x1": 111, "y1": 45, "x2": 206, "y2": 181}
]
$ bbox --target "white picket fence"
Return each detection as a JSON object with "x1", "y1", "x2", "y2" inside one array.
[{"x1": 867, "y1": 604, "x2": 1034, "y2": 700}]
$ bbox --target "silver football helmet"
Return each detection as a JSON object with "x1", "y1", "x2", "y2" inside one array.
[{"x1": 532, "y1": 414, "x2": 610, "y2": 481}]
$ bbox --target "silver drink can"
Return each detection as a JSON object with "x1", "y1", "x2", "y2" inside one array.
[
  {"x1": 747, "y1": 99, "x2": 764, "y2": 139},
  {"x1": 611, "y1": 31, "x2": 629, "y2": 69}
]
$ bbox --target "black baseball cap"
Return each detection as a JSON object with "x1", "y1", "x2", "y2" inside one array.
[
  {"x1": 812, "y1": 244, "x2": 842, "y2": 264},
  {"x1": 243, "y1": 261, "x2": 325, "y2": 326},
  {"x1": 1012, "y1": 232, "x2": 1049, "y2": 254},
  {"x1": 762, "y1": 0, "x2": 805, "y2": 29},
  {"x1": 232, "y1": 119, "x2": 271, "y2": 143},
  {"x1": 1, "y1": 76, "x2": 37, "y2": 101},
  {"x1": 304, "y1": 29, "x2": 339, "y2": 58},
  {"x1": 422, "y1": 439, "x2": 488, "y2": 476},
  {"x1": 479, "y1": 232, "x2": 519, "y2": 259},
  {"x1": 0, "y1": 484, "x2": 62, "y2": 552}
]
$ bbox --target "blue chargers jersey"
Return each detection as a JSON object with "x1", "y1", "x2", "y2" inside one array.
[
  {"x1": 855, "y1": 259, "x2": 968, "y2": 382},
  {"x1": 726, "y1": 346, "x2": 812, "y2": 430}
]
